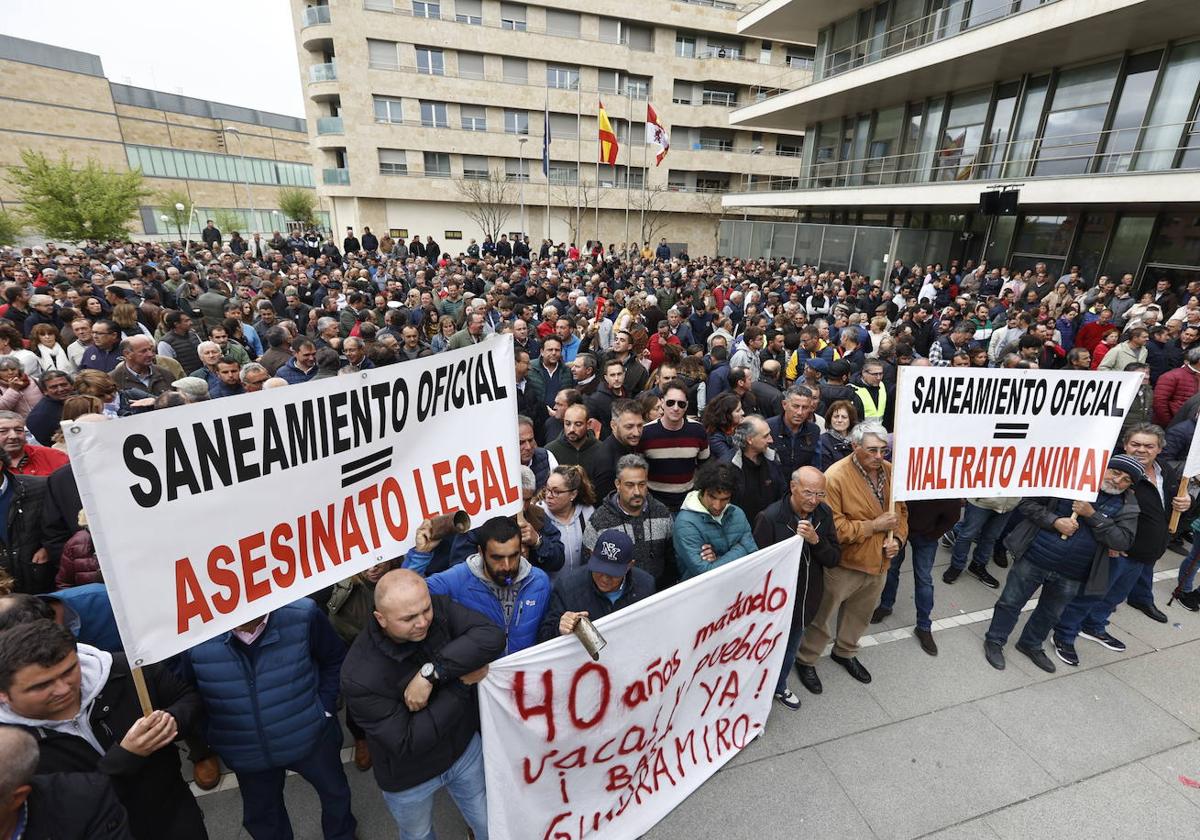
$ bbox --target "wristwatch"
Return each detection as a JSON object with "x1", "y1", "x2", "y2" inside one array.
[{"x1": 419, "y1": 662, "x2": 440, "y2": 684}]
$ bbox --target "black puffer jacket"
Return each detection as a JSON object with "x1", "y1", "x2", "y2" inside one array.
[
  {"x1": 341, "y1": 594, "x2": 505, "y2": 791},
  {"x1": 1, "y1": 473, "x2": 62, "y2": 594},
  {"x1": 537, "y1": 564, "x2": 656, "y2": 642},
  {"x1": 753, "y1": 499, "x2": 840, "y2": 628},
  {"x1": 25, "y1": 772, "x2": 134, "y2": 839}
]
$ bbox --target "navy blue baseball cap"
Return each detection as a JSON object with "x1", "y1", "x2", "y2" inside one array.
[{"x1": 588, "y1": 530, "x2": 634, "y2": 576}]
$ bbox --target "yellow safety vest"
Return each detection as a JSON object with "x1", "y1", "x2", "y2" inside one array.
[{"x1": 853, "y1": 384, "x2": 886, "y2": 419}]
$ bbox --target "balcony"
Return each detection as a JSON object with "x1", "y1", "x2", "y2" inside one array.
[
  {"x1": 302, "y1": 4, "x2": 331, "y2": 26},
  {"x1": 316, "y1": 116, "x2": 344, "y2": 135},
  {"x1": 734, "y1": 0, "x2": 1182, "y2": 130},
  {"x1": 309, "y1": 62, "x2": 337, "y2": 83},
  {"x1": 323, "y1": 167, "x2": 350, "y2": 185}
]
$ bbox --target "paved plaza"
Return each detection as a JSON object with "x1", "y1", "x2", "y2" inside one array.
[{"x1": 193, "y1": 543, "x2": 1200, "y2": 839}]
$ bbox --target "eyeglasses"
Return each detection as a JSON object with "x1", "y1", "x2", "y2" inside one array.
[
  {"x1": 544, "y1": 488, "x2": 571, "y2": 496},
  {"x1": 861, "y1": 446, "x2": 888, "y2": 454},
  {"x1": 798, "y1": 490, "x2": 826, "y2": 499},
  {"x1": 663, "y1": 399, "x2": 686, "y2": 408}
]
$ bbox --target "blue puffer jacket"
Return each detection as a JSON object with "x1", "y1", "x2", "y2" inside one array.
[
  {"x1": 673, "y1": 490, "x2": 758, "y2": 580},
  {"x1": 184, "y1": 600, "x2": 345, "y2": 772},
  {"x1": 424, "y1": 556, "x2": 550, "y2": 654}
]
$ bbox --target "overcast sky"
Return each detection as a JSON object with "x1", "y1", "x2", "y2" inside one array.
[{"x1": 5, "y1": 0, "x2": 305, "y2": 117}]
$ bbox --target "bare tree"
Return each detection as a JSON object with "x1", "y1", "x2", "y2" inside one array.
[
  {"x1": 455, "y1": 170, "x2": 515, "y2": 241},
  {"x1": 698, "y1": 192, "x2": 727, "y2": 258},
  {"x1": 553, "y1": 180, "x2": 594, "y2": 248},
  {"x1": 634, "y1": 183, "x2": 672, "y2": 246}
]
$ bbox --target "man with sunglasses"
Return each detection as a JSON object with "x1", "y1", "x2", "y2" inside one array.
[{"x1": 638, "y1": 380, "x2": 709, "y2": 512}]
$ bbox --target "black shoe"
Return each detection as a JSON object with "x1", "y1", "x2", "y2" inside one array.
[
  {"x1": 1053, "y1": 637, "x2": 1079, "y2": 667},
  {"x1": 795, "y1": 663, "x2": 823, "y2": 695},
  {"x1": 1078, "y1": 629, "x2": 1126, "y2": 652},
  {"x1": 993, "y1": 549, "x2": 1009, "y2": 569},
  {"x1": 773, "y1": 688, "x2": 802, "y2": 710},
  {"x1": 1127, "y1": 601, "x2": 1168, "y2": 623},
  {"x1": 914, "y1": 628, "x2": 938, "y2": 656},
  {"x1": 1167, "y1": 538, "x2": 1187, "y2": 555},
  {"x1": 984, "y1": 640, "x2": 1006, "y2": 670},
  {"x1": 830, "y1": 653, "x2": 872, "y2": 683},
  {"x1": 939, "y1": 532, "x2": 956, "y2": 550},
  {"x1": 1016, "y1": 643, "x2": 1057, "y2": 673},
  {"x1": 870, "y1": 606, "x2": 892, "y2": 624},
  {"x1": 942, "y1": 566, "x2": 962, "y2": 584},
  {"x1": 968, "y1": 563, "x2": 1000, "y2": 589},
  {"x1": 1168, "y1": 587, "x2": 1200, "y2": 612}
]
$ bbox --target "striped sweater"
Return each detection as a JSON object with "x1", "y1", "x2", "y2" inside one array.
[{"x1": 637, "y1": 419, "x2": 710, "y2": 510}]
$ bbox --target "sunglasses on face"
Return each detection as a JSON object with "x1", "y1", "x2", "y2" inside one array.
[{"x1": 663, "y1": 399, "x2": 686, "y2": 408}]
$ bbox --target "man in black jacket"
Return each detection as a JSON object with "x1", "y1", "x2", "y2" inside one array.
[
  {"x1": 0, "y1": 620, "x2": 207, "y2": 839},
  {"x1": 341, "y1": 570, "x2": 505, "y2": 839},
  {"x1": 1053, "y1": 424, "x2": 1186, "y2": 665},
  {"x1": 537, "y1": 529, "x2": 655, "y2": 642},
  {"x1": 588, "y1": 400, "x2": 643, "y2": 495},
  {"x1": 0, "y1": 452, "x2": 63, "y2": 594},
  {"x1": 0, "y1": 725, "x2": 134, "y2": 839},
  {"x1": 753, "y1": 466, "x2": 840, "y2": 711}
]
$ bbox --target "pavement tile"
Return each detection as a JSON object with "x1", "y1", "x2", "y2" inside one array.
[
  {"x1": 862, "y1": 625, "x2": 1041, "y2": 721},
  {"x1": 649, "y1": 748, "x2": 874, "y2": 839},
  {"x1": 983, "y1": 762, "x2": 1200, "y2": 840},
  {"x1": 917, "y1": 818, "x2": 1002, "y2": 839},
  {"x1": 815, "y1": 703, "x2": 1055, "y2": 840},
  {"x1": 1107, "y1": 639, "x2": 1200, "y2": 730},
  {"x1": 974, "y1": 668, "x2": 1195, "y2": 783},
  {"x1": 1138, "y1": 740, "x2": 1200, "y2": 808},
  {"x1": 1108, "y1": 579, "x2": 1200, "y2": 651}
]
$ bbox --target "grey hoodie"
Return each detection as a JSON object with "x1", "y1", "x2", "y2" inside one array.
[
  {"x1": 0, "y1": 643, "x2": 112, "y2": 754},
  {"x1": 467, "y1": 552, "x2": 532, "y2": 624}
]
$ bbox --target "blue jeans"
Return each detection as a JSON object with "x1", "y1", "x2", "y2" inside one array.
[
  {"x1": 382, "y1": 733, "x2": 489, "y2": 840},
  {"x1": 985, "y1": 556, "x2": 1083, "y2": 649},
  {"x1": 1126, "y1": 562, "x2": 1157, "y2": 606},
  {"x1": 1055, "y1": 554, "x2": 1145, "y2": 644},
  {"x1": 880, "y1": 535, "x2": 937, "y2": 631},
  {"x1": 235, "y1": 716, "x2": 357, "y2": 840},
  {"x1": 950, "y1": 503, "x2": 1013, "y2": 571},
  {"x1": 775, "y1": 606, "x2": 805, "y2": 694},
  {"x1": 1179, "y1": 540, "x2": 1200, "y2": 593}
]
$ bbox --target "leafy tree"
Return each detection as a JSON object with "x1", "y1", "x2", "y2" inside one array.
[
  {"x1": 0, "y1": 209, "x2": 22, "y2": 246},
  {"x1": 9, "y1": 149, "x2": 147, "y2": 241},
  {"x1": 277, "y1": 187, "x2": 317, "y2": 227},
  {"x1": 212, "y1": 209, "x2": 245, "y2": 236}
]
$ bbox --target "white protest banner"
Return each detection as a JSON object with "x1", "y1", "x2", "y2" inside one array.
[
  {"x1": 478, "y1": 540, "x2": 800, "y2": 840},
  {"x1": 66, "y1": 335, "x2": 522, "y2": 665},
  {"x1": 1184, "y1": 419, "x2": 1200, "y2": 478},
  {"x1": 892, "y1": 366, "x2": 1142, "y2": 502}
]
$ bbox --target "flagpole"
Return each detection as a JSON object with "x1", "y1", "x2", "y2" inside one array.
[
  {"x1": 640, "y1": 104, "x2": 649, "y2": 244},
  {"x1": 595, "y1": 100, "x2": 601, "y2": 249},
  {"x1": 545, "y1": 85, "x2": 551, "y2": 246},
  {"x1": 575, "y1": 79, "x2": 582, "y2": 248},
  {"x1": 623, "y1": 98, "x2": 632, "y2": 252}
]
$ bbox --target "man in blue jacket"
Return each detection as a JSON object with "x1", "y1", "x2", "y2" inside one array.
[
  {"x1": 181, "y1": 599, "x2": 355, "y2": 840},
  {"x1": 406, "y1": 515, "x2": 551, "y2": 655}
]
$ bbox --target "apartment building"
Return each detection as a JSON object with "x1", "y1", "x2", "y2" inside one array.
[
  {"x1": 0, "y1": 34, "x2": 324, "y2": 240},
  {"x1": 725, "y1": 0, "x2": 1200, "y2": 289},
  {"x1": 292, "y1": 0, "x2": 812, "y2": 255}
]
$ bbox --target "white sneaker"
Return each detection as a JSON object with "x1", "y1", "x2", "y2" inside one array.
[{"x1": 773, "y1": 688, "x2": 801, "y2": 710}]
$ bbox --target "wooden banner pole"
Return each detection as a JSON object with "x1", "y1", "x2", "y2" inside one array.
[
  {"x1": 1060, "y1": 510, "x2": 1079, "y2": 540},
  {"x1": 1169, "y1": 474, "x2": 1190, "y2": 534},
  {"x1": 131, "y1": 666, "x2": 154, "y2": 716}
]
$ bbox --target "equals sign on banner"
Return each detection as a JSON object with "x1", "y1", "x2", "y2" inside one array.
[
  {"x1": 341, "y1": 446, "x2": 394, "y2": 488},
  {"x1": 993, "y1": 422, "x2": 1029, "y2": 440}
]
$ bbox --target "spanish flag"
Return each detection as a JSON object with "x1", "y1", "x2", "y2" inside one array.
[{"x1": 597, "y1": 101, "x2": 619, "y2": 165}]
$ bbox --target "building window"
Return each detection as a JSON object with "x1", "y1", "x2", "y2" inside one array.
[
  {"x1": 460, "y1": 104, "x2": 487, "y2": 131},
  {"x1": 367, "y1": 39, "x2": 400, "y2": 70},
  {"x1": 420, "y1": 101, "x2": 448, "y2": 128},
  {"x1": 373, "y1": 96, "x2": 404, "y2": 124},
  {"x1": 457, "y1": 52, "x2": 485, "y2": 80},
  {"x1": 504, "y1": 158, "x2": 529, "y2": 181},
  {"x1": 676, "y1": 35, "x2": 696, "y2": 58},
  {"x1": 503, "y1": 57, "x2": 527, "y2": 84},
  {"x1": 424, "y1": 152, "x2": 451, "y2": 177},
  {"x1": 454, "y1": 0, "x2": 482, "y2": 24},
  {"x1": 378, "y1": 149, "x2": 408, "y2": 176},
  {"x1": 462, "y1": 154, "x2": 490, "y2": 179},
  {"x1": 624, "y1": 76, "x2": 650, "y2": 100},
  {"x1": 415, "y1": 47, "x2": 445, "y2": 76},
  {"x1": 126, "y1": 145, "x2": 314, "y2": 188},
  {"x1": 412, "y1": 1, "x2": 440, "y2": 19},
  {"x1": 546, "y1": 65, "x2": 579, "y2": 90},
  {"x1": 545, "y1": 10, "x2": 580, "y2": 37},
  {"x1": 504, "y1": 109, "x2": 529, "y2": 135},
  {"x1": 548, "y1": 164, "x2": 577, "y2": 185},
  {"x1": 500, "y1": 2, "x2": 526, "y2": 30}
]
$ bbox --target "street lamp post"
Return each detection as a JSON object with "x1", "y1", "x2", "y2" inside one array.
[
  {"x1": 743, "y1": 145, "x2": 765, "y2": 221},
  {"x1": 160, "y1": 214, "x2": 171, "y2": 246},
  {"x1": 223, "y1": 127, "x2": 257, "y2": 233},
  {"x1": 176, "y1": 202, "x2": 191, "y2": 251},
  {"x1": 518, "y1": 136, "x2": 529, "y2": 239}
]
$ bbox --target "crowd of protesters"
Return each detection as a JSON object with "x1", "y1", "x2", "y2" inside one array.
[{"x1": 0, "y1": 222, "x2": 1198, "y2": 839}]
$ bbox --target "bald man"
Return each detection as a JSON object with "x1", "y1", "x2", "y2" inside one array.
[
  {"x1": 340, "y1": 570, "x2": 505, "y2": 839},
  {"x1": 752, "y1": 466, "x2": 841, "y2": 711}
]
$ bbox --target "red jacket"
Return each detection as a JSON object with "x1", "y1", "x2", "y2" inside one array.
[
  {"x1": 1075, "y1": 320, "x2": 1115, "y2": 353},
  {"x1": 1153, "y1": 365, "x2": 1200, "y2": 426},
  {"x1": 56, "y1": 527, "x2": 101, "y2": 589},
  {"x1": 647, "y1": 333, "x2": 681, "y2": 371}
]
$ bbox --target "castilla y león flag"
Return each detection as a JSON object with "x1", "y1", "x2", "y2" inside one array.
[{"x1": 646, "y1": 103, "x2": 670, "y2": 165}]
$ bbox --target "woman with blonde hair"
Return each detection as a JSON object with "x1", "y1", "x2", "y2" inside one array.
[
  {"x1": 430, "y1": 314, "x2": 457, "y2": 353},
  {"x1": 51, "y1": 395, "x2": 104, "y2": 452},
  {"x1": 111, "y1": 302, "x2": 151, "y2": 339}
]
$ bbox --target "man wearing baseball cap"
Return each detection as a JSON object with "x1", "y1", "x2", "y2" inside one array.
[
  {"x1": 537, "y1": 529, "x2": 655, "y2": 642},
  {"x1": 983, "y1": 454, "x2": 1141, "y2": 673}
]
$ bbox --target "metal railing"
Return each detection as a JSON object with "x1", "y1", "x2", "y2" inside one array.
[
  {"x1": 815, "y1": 0, "x2": 1063, "y2": 83},
  {"x1": 309, "y1": 62, "x2": 337, "y2": 83},
  {"x1": 302, "y1": 4, "x2": 331, "y2": 26},
  {"x1": 322, "y1": 167, "x2": 350, "y2": 185},
  {"x1": 316, "y1": 116, "x2": 344, "y2": 135},
  {"x1": 732, "y1": 120, "x2": 1200, "y2": 193}
]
